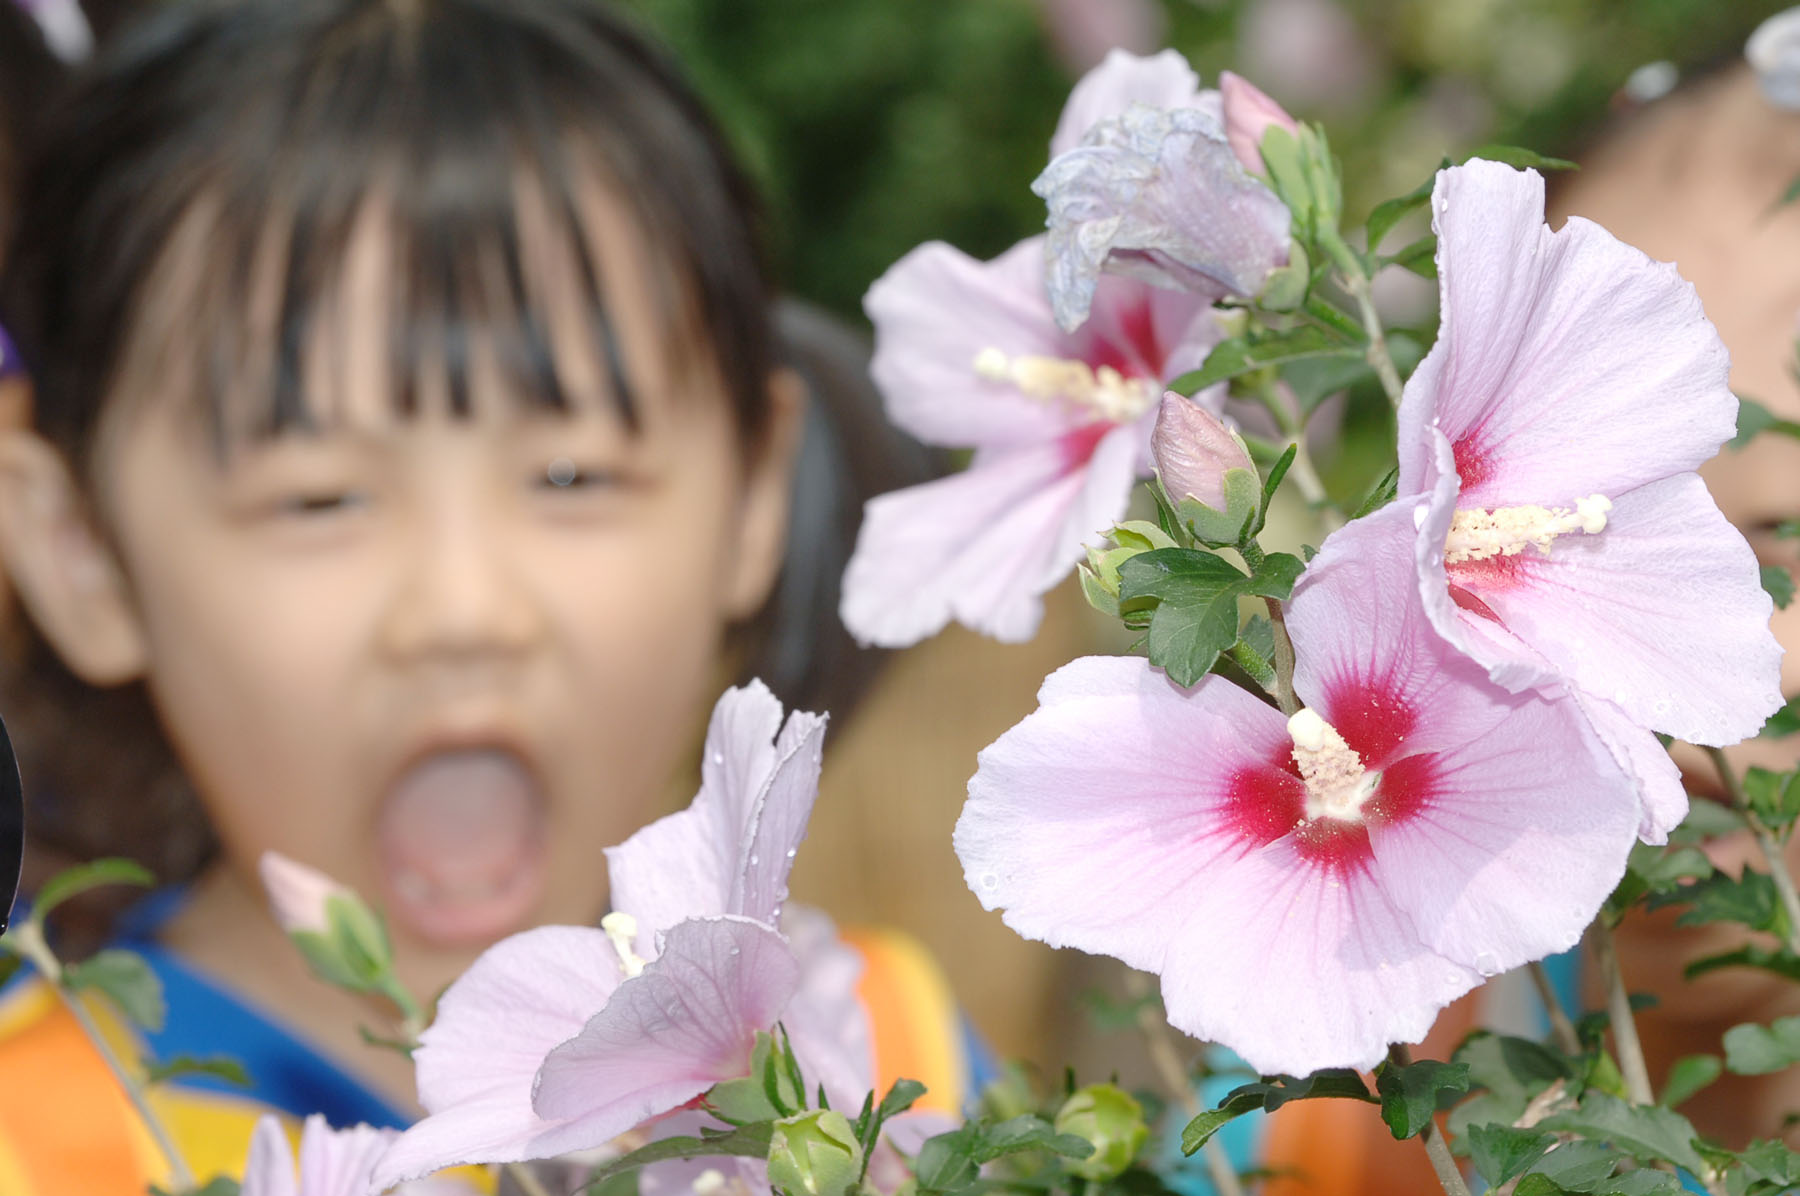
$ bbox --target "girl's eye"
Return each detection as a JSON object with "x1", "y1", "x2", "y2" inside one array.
[
  {"x1": 273, "y1": 491, "x2": 368, "y2": 517},
  {"x1": 538, "y1": 458, "x2": 619, "y2": 490}
]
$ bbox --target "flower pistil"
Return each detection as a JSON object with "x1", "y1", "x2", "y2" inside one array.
[
  {"x1": 1287, "y1": 708, "x2": 1378, "y2": 822},
  {"x1": 1444, "y1": 494, "x2": 1611, "y2": 565},
  {"x1": 973, "y1": 347, "x2": 1156, "y2": 423}
]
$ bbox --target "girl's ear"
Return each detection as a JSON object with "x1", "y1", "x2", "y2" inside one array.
[
  {"x1": 0, "y1": 397, "x2": 148, "y2": 684},
  {"x1": 721, "y1": 366, "x2": 806, "y2": 620}
]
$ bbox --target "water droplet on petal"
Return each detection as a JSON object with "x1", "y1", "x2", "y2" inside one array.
[
  {"x1": 785, "y1": 849, "x2": 797, "y2": 859},
  {"x1": 1474, "y1": 951, "x2": 1501, "y2": 977},
  {"x1": 979, "y1": 872, "x2": 1000, "y2": 892},
  {"x1": 748, "y1": 854, "x2": 759, "y2": 867},
  {"x1": 711, "y1": 752, "x2": 725, "y2": 765}
]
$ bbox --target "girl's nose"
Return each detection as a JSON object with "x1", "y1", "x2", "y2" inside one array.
[{"x1": 376, "y1": 499, "x2": 546, "y2": 666}]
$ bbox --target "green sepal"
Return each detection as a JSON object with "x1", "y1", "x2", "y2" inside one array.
[
  {"x1": 709, "y1": 1031, "x2": 791, "y2": 1124},
  {"x1": 1175, "y1": 468, "x2": 1261, "y2": 547},
  {"x1": 1256, "y1": 239, "x2": 1311, "y2": 312}
]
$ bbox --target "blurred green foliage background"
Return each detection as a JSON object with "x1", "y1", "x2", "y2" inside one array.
[{"x1": 622, "y1": 0, "x2": 1792, "y2": 321}]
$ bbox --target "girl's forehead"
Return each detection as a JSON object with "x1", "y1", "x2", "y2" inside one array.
[{"x1": 114, "y1": 170, "x2": 719, "y2": 458}]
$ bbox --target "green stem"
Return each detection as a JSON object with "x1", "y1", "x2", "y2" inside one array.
[
  {"x1": 1527, "y1": 961, "x2": 1581, "y2": 1056},
  {"x1": 1319, "y1": 230, "x2": 1404, "y2": 408},
  {"x1": 1121, "y1": 971, "x2": 1245, "y2": 1196},
  {"x1": 4, "y1": 921, "x2": 199, "y2": 1193},
  {"x1": 1302, "y1": 295, "x2": 1364, "y2": 342},
  {"x1": 1243, "y1": 373, "x2": 1336, "y2": 530},
  {"x1": 1385, "y1": 1045, "x2": 1472, "y2": 1196},
  {"x1": 506, "y1": 1162, "x2": 556, "y2": 1196},
  {"x1": 1263, "y1": 598, "x2": 1300, "y2": 716},
  {"x1": 1591, "y1": 920, "x2": 1654, "y2": 1105},
  {"x1": 1707, "y1": 745, "x2": 1800, "y2": 956}
]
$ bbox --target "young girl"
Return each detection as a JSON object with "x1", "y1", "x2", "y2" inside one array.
[{"x1": 0, "y1": 1, "x2": 969, "y2": 1189}]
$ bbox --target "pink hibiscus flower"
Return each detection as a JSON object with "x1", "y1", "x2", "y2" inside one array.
[
  {"x1": 371, "y1": 683, "x2": 870, "y2": 1189},
  {"x1": 1397, "y1": 160, "x2": 1784, "y2": 839},
  {"x1": 840, "y1": 51, "x2": 1300, "y2": 648},
  {"x1": 955, "y1": 505, "x2": 1640, "y2": 1074},
  {"x1": 241, "y1": 1115, "x2": 472, "y2": 1196}
]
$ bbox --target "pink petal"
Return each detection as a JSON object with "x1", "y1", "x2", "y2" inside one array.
[
  {"x1": 532, "y1": 918, "x2": 801, "y2": 1131},
  {"x1": 1078, "y1": 275, "x2": 1224, "y2": 405},
  {"x1": 1446, "y1": 473, "x2": 1782, "y2": 746},
  {"x1": 840, "y1": 425, "x2": 1139, "y2": 647},
  {"x1": 1570, "y1": 691, "x2": 1690, "y2": 845},
  {"x1": 1397, "y1": 161, "x2": 1735, "y2": 503},
  {"x1": 956, "y1": 654, "x2": 1295, "y2": 973},
  {"x1": 296, "y1": 1116, "x2": 394, "y2": 1196},
  {"x1": 1159, "y1": 841, "x2": 1482, "y2": 1074},
  {"x1": 1049, "y1": 48, "x2": 1206, "y2": 158},
  {"x1": 372, "y1": 926, "x2": 623, "y2": 1186},
  {"x1": 607, "y1": 683, "x2": 826, "y2": 948},
  {"x1": 1219, "y1": 71, "x2": 1298, "y2": 175},
  {"x1": 864, "y1": 238, "x2": 1082, "y2": 450},
  {"x1": 1365, "y1": 690, "x2": 1638, "y2": 971},
  {"x1": 244, "y1": 1116, "x2": 297, "y2": 1196}
]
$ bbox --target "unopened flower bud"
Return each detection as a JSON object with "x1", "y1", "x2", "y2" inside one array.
[
  {"x1": 1220, "y1": 71, "x2": 1300, "y2": 176},
  {"x1": 1053, "y1": 1084, "x2": 1147, "y2": 1181},
  {"x1": 1151, "y1": 394, "x2": 1253, "y2": 512},
  {"x1": 767, "y1": 1110, "x2": 863, "y2": 1196},
  {"x1": 259, "y1": 851, "x2": 395, "y2": 995},
  {"x1": 259, "y1": 851, "x2": 350, "y2": 936}
]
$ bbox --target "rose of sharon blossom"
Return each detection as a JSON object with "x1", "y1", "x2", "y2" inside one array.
[
  {"x1": 955, "y1": 505, "x2": 1640, "y2": 1074},
  {"x1": 371, "y1": 683, "x2": 870, "y2": 1190},
  {"x1": 1396, "y1": 160, "x2": 1783, "y2": 840},
  {"x1": 840, "y1": 52, "x2": 1240, "y2": 649},
  {"x1": 1034, "y1": 51, "x2": 1291, "y2": 331}
]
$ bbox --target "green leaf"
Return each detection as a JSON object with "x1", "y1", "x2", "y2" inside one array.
[
  {"x1": 1762, "y1": 696, "x2": 1800, "y2": 738},
  {"x1": 1467, "y1": 145, "x2": 1579, "y2": 172},
  {"x1": 1535, "y1": 1091, "x2": 1708, "y2": 1176},
  {"x1": 1466, "y1": 1123, "x2": 1555, "y2": 1186},
  {"x1": 1351, "y1": 467, "x2": 1399, "y2": 520},
  {"x1": 30, "y1": 859, "x2": 154, "y2": 923},
  {"x1": 1180, "y1": 1070, "x2": 1374, "y2": 1154},
  {"x1": 1243, "y1": 553, "x2": 1305, "y2": 601},
  {"x1": 1382, "y1": 234, "x2": 1437, "y2": 279},
  {"x1": 154, "y1": 1180, "x2": 242, "y2": 1196},
  {"x1": 1685, "y1": 942, "x2": 1800, "y2": 983},
  {"x1": 582, "y1": 1123, "x2": 776, "y2": 1190},
  {"x1": 1732, "y1": 1139, "x2": 1800, "y2": 1191},
  {"x1": 912, "y1": 1125, "x2": 981, "y2": 1193},
  {"x1": 1662, "y1": 869, "x2": 1782, "y2": 933},
  {"x1": 876, "y1": 1078, "x2": 926, "y2": 1124},
  {"x1": 1724, "y1": 1015, "x2": 1800, "y2": 1075},
  {"x1": 1762, "y1": 566, "x2": 1795, "y2": 610},
  {"x1": 1731, "y1": 396, "x2": 1800, "y2": 449},
  {"x1": 1166, "y1": 325, "x2": 1362, "y2": 396},
  {"x1": 1449, "y1": 1032, "x2": 1573, "y2": 1136},
  {"x1": 63, "y1": 949, "x2": 166, "y2": 1032},
  {"x1": 1659, "y1": 1054, "x2": 1721, "y2": 1108},
  {"x1": 1375, "y1": 1058, "x2": 1469, "y2": 1139},
  {"x1": 1744, "y1": 767, "x2": 1800, "y2": 836},
  {"x1": 1366, "y1": 168, "x2": 1440, "y2": 252},
  {"x1": 974, "y1": 1115, "x2": 1093, "y2": 1163},
  {"x1": 1118, "y1": 550, "x2": 1251, "y2": 687},
  {"x1": 1519, "y1": 1140, "x2": 1626, "y2": 1191},
  {"x1": 142, "y1": 1053, "x2": 252, "y2": 1089}
]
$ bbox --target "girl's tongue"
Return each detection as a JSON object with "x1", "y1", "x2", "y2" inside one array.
[{"x1": 376, "y1": 749, "x2": 546, "y2": 947}]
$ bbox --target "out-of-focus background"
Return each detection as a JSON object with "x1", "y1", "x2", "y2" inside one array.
[{"x1": 625, "y1": 0, "x2": 1790, "y2": 321}]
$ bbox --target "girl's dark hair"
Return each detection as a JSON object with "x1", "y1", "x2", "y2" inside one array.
[
  {"x1": 1, "y1": 0, "x2": 916, "y2": 895},
  {"x1": 0, "y1": 2, "x2": 60, "y2": 250}
]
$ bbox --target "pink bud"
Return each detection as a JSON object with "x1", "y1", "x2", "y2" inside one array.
[
  {"x1": 1220, "y1": 71, "x2": 1299, "y2": 175},
  {"x1": 1151, "y1": 392, "x2": 1252, "y2": 510},
  {"x1": 258, "y1": 851, "x2": 349, "y2": 936}
]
